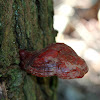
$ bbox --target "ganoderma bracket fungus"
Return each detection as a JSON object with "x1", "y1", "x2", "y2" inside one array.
[{"x1": 19, "y1": 43, "x2": 88, "y2": 79}]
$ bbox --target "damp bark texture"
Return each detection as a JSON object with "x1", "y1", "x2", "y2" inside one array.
[{"x1": 0, "y1": 0, "x2": 57, "y2": 100}]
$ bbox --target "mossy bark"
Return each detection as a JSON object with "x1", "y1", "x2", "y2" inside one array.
[{"x1": 0, "y1": 0, "x2": 57, "y2": 100}]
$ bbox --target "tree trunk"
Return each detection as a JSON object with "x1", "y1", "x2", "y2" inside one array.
[{"x1": 0, "y1": 0, "x2": 57, "y2": 100}]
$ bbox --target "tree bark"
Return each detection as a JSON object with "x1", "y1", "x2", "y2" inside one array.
[{"x1": 0, "y1": 0, "x2": 57, "y2": 100}]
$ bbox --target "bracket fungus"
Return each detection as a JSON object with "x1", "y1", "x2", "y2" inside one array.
[{"x1": 19, "y1": 43, "x2": 88, "y2": 79}]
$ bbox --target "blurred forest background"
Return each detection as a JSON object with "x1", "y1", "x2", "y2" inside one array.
[{"x1": 53, "y1": 0, "x2": 100, "y2": 100}]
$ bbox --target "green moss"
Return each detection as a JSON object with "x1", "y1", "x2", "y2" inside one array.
[
  {"x1": 8, "y1": 67, "x2": 23, "y2": 87},
  {"x1": 7, "y1": 66, "x2": 25, "y2": 100},
  {"x1": 0, "y1": 29, "x2": 19, "y2": 67},
  {"x1": 23, "y1": 75, "x2": 36, "y2": 100}
]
